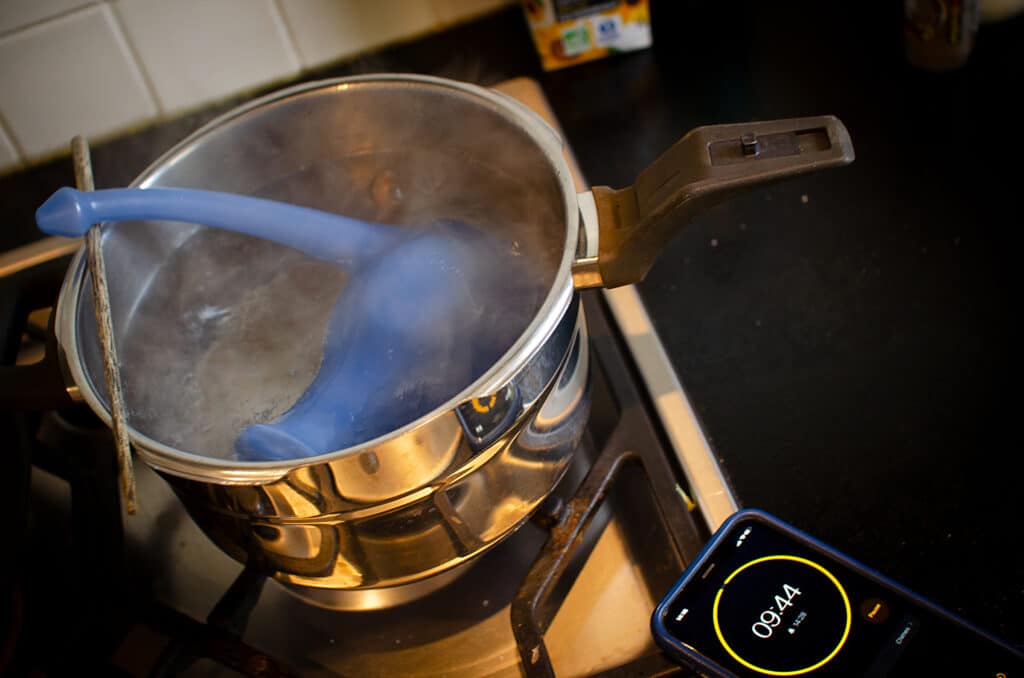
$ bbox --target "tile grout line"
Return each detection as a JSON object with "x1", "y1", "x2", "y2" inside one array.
[
  {"x1": 106, "y1": 0, "x2": 164, "y2": 117},
  {"x1": 0, "y1": 0, "x2": 102, "y2": 40},
  {"x1": 268, "y1": 0, "x2": 304, "y2": 74},
  {"x1": 0, "y1": 109, "x2": 26, "y2": 164}
]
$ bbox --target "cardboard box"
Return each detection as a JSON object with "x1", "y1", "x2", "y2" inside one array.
[{"x1": 523, "y1": 0, "x2": 652, "y2": 71}]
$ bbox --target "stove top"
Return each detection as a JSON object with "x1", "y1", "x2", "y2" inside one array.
[
  {"x1": 4, "y1": 79, "x2": 737, "y2": 677},
  {"x1": 13, "y1": 292, "x2": 708, "y2": 677}
]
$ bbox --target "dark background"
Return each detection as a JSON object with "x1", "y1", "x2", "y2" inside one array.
[{"x1": 2, "y1": 0, "x2": 1020, "y2": 646}]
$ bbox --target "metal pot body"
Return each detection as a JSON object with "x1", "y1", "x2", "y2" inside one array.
[
  {"x1": 54, "y1": 75, "x2": 587, "y2": 589},
  {"x1": 165, "y1": 299, "x2": 588, "y2": 589}
]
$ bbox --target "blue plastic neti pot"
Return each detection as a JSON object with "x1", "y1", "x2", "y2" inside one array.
[{"x1": 36, "y1": 186, "x2": 535, "y2": 460}]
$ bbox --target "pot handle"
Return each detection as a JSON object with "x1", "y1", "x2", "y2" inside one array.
[
  {"x1": 0, "y1": 245, "x2": 77, "y2": 410},
  {"x1": 574, "y1": 115, "x2": 855, "y2": 289}
]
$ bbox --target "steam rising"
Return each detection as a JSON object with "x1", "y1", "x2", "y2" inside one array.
[{"x1": 106, "y1": 84, "x2": 567, "y2": 461}]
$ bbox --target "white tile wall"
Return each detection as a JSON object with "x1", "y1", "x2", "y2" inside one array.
[
  {"x1": 0, "y1": 124, "x2": 20, "y2": 173},
  {"x1": 0, "y1": 4, "x2": 158, "y2": 162},
  {"x1": 278, "y1": 0, "x2": 438, "y2": 69},
  {"x1": 115, "y1": 0, "x2": 300, "y2": 115},
  {"x1": 0, "y1": 0, "x2": 518, "y2": 170},
  {"x1": 0, "y1": 0, "x2": 95, "y2": 35}
]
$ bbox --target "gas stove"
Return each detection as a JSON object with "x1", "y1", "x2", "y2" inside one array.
[{"x1": 4, "y1": 79, "x2": 737, "y2": 677}]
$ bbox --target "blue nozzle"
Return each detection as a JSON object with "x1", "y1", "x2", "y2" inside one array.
[
  {"x1": 36, "y1": 186, "x2": 95, "y2": 237},
  {"x1": 35, "y1": 186, "x2": 401, "y2": 265}
]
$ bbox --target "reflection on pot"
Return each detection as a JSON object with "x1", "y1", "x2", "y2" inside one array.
[{"x1": 164, "y1": 300, "x2": 590, "y2": 593}]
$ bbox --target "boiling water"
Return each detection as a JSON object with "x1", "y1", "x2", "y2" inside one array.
[
  {"x1": 113, "y1": 149, "x2": 562, "y2": 461},
  {"x1": 119, "y1": 231, "x2": 346, "y2": 459}
]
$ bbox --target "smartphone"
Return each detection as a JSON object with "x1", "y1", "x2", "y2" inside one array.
[{"x1": 652, "y1": 509, "x2": 1022, "y2": 677}]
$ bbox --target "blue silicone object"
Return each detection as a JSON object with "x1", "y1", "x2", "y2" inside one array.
[
  {"x1": 36, "y1": 186, "x2": 536, "y2": 462},
  {"x1": 35, "y1": 186, "x2": 401, "y2": 265},
  {"x1": 234, "y1": 220, "x2": 533, "y2": 460}
]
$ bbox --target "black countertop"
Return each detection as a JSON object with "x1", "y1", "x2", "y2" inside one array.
[{"x1": 2, "y1": 0, "x2": 1020, "y2": 645}]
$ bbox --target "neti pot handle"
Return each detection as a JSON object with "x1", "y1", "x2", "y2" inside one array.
[{"x1": 572, "y1": 115, "x2": 855, "y2": 289}]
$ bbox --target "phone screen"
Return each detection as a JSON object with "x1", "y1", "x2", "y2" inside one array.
[{"x1": 655, "y1": 512, "x2": 1021, "y2": 677}]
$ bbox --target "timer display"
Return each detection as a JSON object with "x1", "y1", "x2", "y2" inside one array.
[
  {"x1": 711, "y1": 555, "x2": 850, "y2": 675},
  {"x1": 654, "y1": 511, "x2": 1023, "y2": 677}
]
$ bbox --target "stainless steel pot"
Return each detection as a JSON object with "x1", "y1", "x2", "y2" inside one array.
[{"x1": 35, "y1": 75, "x2": 853, "y2": 597}]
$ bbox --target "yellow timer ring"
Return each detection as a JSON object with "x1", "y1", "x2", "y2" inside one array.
[{"x1": 712, "y1": 555, "x2": 852, "y2": 676}]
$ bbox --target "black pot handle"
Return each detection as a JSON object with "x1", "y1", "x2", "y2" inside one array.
[{"x1": 0, "y1": 245, "x2": 77, "y2": 410}]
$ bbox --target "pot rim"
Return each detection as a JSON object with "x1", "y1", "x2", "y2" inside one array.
[{"x1": 55, "y1": 73, "x2": 580, "y2": 484}]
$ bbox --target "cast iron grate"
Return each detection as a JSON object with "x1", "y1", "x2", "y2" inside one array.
[{"x1": 8, "y1": 281, "x2": 708, "y2": 676}]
